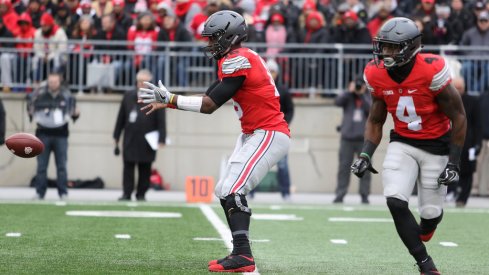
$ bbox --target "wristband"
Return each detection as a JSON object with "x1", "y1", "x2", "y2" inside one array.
[
  {"x1": 360, "y1": 140, "x2": 378, "y2": 159},
  {"x1": 176, "y1": 95, "x2": 203, "y2": 112},
  {"x1": 169, "y1": 94, "x2": 175, "y2": 105},
  {"x1": 359, "y1": 152, "x2": 371, "y2": 161}
]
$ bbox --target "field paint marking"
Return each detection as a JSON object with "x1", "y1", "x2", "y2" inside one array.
[
  {"x1": 66, "y1": 211, "x2": 182, "y2": 218},
  {"x1": 127, "y1": 203, "x2": 139, "y2": 207},
  {"x1": 193, "y1": 237, "x2": 270, "y2": 243},
  {"x1": 6, "y1": 232, "x2": 22, "y2": 237},
  {"x1": 439, "y1": 242, "x2": 458, "y2": 247},
  {"x1": 329, "y1": 217, "x2": 393, "y2": 223},
  {"x1": 252, "y1": 214, "x2": 303, "y2": 221},
  {"x1": 55, "y1": 201, "x2": 67, "y2": 206},
  {"x1": 330, "y1": 239, "x2": 348, "y2": 244},
  {"x1": 199, "y1": 204, "x2": 260, "y2": 275},
  {"x1": 115, "y1": 234, "x2": 131, "y2": 239}
]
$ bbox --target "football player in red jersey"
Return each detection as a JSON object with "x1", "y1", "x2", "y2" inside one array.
[
  {"x1": 351, "y1": 17, "x2": 466, "y2": 275},
  {"x1": 138, "y1": 10, "x2": 290, "y2": 273}
]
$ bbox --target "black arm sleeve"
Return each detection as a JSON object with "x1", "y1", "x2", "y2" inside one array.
[
  {"x1": 207, "y1": 76, "x2": 246, "y2": 107},
  {"x1": 0, "y1": 99, "x2": 5, "y2": 145},
  {"x1": 205, "y1": 79, "x2": 220, "y2": 96}
]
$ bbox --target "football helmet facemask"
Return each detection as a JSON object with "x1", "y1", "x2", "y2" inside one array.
[
  {"x1": 201, "y1": 10, "x2": 248, "y2": 60},
  {"x1": 373, "y1": 17, "x2": 422, "y2": 69}
]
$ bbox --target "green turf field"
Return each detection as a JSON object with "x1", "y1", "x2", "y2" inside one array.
[{"x1": 0, "y1": 202, "x2": 488, "y2": 274}]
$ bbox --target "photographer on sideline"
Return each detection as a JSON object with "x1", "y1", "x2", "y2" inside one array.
[{"x1": 333, "y1": 77, "x2": 372, "y2": 204}]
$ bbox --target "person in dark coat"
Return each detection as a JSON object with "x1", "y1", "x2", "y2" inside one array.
[
  {"x1": 113, "y1": 69, "x2": 166, "y2": 201},
  {"x1": 450, "y1": 76, "x2": 482, "y2": 207}
]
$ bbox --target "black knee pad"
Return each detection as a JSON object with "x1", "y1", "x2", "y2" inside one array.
[
  {"x1": 225, "y1": 194, "x2": 252, "y2": 217},
  {"x1": 386, "y1": 197, "x2": 409, "y2": 213}
]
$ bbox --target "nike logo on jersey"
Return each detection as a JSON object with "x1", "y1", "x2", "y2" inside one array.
[{"x1": 408, "y1": 89, "x2": 417, "y2": 94}]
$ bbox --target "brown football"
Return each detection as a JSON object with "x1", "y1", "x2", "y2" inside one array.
[{"x1": 5, "y1": 133, "x2": 44, "y2": 158}]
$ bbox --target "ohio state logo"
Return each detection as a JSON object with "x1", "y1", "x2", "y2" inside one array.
[{"x1": 24, "y1": 147, "x2": 33, "y2": 155}]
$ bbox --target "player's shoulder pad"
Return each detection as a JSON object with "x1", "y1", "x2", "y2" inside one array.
[
  {"x1": 419, "y1": 53, "x2": 450, "y2": 91},
  {"x1": 221, "y1": 53, "x2": 252, "y2": 75}
]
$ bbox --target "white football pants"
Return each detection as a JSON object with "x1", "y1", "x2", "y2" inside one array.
[
  {"x1": 215, "y1": 129, "x2": 290, "y2": 199},
  {"x1": 382, "y1": 142, "x2": 447, "y2": 219}
]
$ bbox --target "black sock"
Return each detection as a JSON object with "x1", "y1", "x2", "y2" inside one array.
[
  {"x1": 420, "y1": 211, "x2": 443, "y2": 235},
  {"x1": 220, "y1": 199, "x2": 232, "y2": 229},
  {"x1": 230, "y1": 211, "x2": 252, "y2": 256},
  {"x1": 386, "y1": 197, "x2": 428, "y2": 263}
]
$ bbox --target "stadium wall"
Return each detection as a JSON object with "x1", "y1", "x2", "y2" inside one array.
[{"x1": 0, "y1": 93, "x2": 394, "y2": 194}]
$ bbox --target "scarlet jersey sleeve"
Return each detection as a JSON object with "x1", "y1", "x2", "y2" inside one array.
[
  {"x1": 220, "y1": 54, "x2": 252, "y2": 78},
  {"x1": 427, "y1": 55, "x2": 451, "y2": 94},
  {"x1": 363, "y1": 61, "x2": 382, "y2": 98}
]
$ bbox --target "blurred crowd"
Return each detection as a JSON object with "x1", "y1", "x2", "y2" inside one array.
[{"x1": 1, "y1": 0, "x2": 489, "y2": 92}]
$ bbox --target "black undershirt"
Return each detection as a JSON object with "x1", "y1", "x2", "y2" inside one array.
[{"x1": 205, "y1": 76, "x2": 246, "y2": 107}]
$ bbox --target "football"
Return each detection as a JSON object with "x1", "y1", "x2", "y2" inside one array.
[{"x1": 5, "y1": 133, "x2": 44, "y2": 158}]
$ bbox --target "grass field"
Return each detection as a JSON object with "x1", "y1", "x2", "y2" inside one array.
[{"x1": 0, "y1": 201, "x2": 488, "y2": 274}]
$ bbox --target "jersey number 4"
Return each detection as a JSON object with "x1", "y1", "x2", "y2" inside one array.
[{"x1": 396, "y1": 96, "x2": 422, "y2": 131}]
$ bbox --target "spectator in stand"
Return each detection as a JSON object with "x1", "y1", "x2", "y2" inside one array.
[
  {"x1": 0, "y1": 16, "x2": 15, "y2": 92},
  {"x1": 11, "y1": 0, "x2": 25, "y2": 15},
  {"x1": 0, "y1": 0, "x2": 19, "y2": 33},
  {"x1": 157, "y1": 5, "x2": 191, "y2": 87},
  {"x1": 333, "y1": 10, "x2": 371, "y2": 45},
  {"x1": 112, "y1": 0, "x2": 133, "y2": 33},
  {"x1": 68, "y1": 15, "x2": 97, "y2": 88},
  {"x1": 269, "y1": 0, "x2": 301, "y2": 32},
  {"x1": 70, "y1": 0, "x2": 101, "y2": 33},
  {"x1": 39, "y1": 0, "x2": 55, "y2": 14},
  {"x1": 25, "y1": 0, "x2": 41, "y2": 28},
  {"x1": 332, "y1": 10, "x2": 371, "y2": 84},
  {"x1": 264, "y1": 12, "x2": 293, "y2": 57},
  {"x1": 448, "y1": 76, "x2": 482, "y2": 207},
  {"x1": 472, "y1": 1, "x2": 487, "y2": 26},
  {"x1": 148, "y1": 0, "x2": 161, "y2": 25},
  {"x1": 14, "y1": 12, "x2": 36, "y2": 85},
  {"x1": 460, "y1": 10, "x2": 489, "y2": 93},
  {"x1": 54, "y1": 2, "x2": 73, "y2": 32},
  {"x1": 345, "y1": 0, "x2": 368, "y2": 23},
  {"x1": 93, "y1": 13, "x2": 126, "y2": 86},
  {"x1": 189, "y1": 1, "x2": 220, "y2": 41},
  {"x1": 298, "y1": 10, "x2": 332, "y2": 90},
  {"x1": 412, "y1": 16, "x2": 437, "y2": 46},
  {"x1": 411, "y1": 0, "x2": 437, "y2": 37},
  {"x1": 367, "y1": 2, "x2": 393, "y2": 38},
  {"x1": 33, "y1": 13, "x2": 68, "y2": 82},
  {"x1": 174, "y1": 0, "x2": 202, "y2": 32},
  {"x1": 430, "y1": 3, "x2": 462, "y2": 45},
  {"x1": 126, "y1": 11, "x2": 159, "y2": 84},
  {"x1": 92, "y1": 0, "x2": 112, "y2": 19},
  {"x1": 449, "y1": 0, "x2": 475, "y2": 34}
]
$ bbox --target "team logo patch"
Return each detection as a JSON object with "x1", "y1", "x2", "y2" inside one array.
[{"x1": 383, "y1": 90, "x2": 394, "y2": 95}]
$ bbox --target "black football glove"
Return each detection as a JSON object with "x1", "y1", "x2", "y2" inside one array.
[
  {"x1": 437, "y1": 162, "x2": 459, "y2": 186},
  {"x1": 114, "y1": 145, "x2": 120, "y2": 156},
  {"x1": 351, "y1": 156, "x2": 378, "y2": 178}
]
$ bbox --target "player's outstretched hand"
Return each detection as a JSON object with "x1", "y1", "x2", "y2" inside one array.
[
  {"x1": 139, "y1": 80, "x2": 171, "y2": 104},
  {"x1": 139, "y1": 102, "x2": 168, "y2": 115},
  {"x1": 437, "y1": 162, "x2": 459, "y2": 186},
  {"x1": 351, "y1": 155, "x2": 378, "y2": 178}
]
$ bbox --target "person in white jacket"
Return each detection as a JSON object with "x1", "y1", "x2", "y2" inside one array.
[{"x1": 33, "y1": 13, "x2": 67, "y2": 83}]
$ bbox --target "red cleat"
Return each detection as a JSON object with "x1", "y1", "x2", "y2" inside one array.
[
  {"x1": 208, "y1": 255, "x2": 255, "y2": 273},
  {"x1": 208, "y1": 255, "x2": 230, "y2": 266},
  {"x1": 420, "y1": 229, "x2": 435, "y2": 242}
]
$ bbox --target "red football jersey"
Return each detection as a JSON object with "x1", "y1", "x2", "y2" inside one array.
[
  {"x1": 363, "y1": 53, "x2": 452, "y2": 139},
  {"x1": 217, "y1": 47, "x2": 290, "y2": 136}
]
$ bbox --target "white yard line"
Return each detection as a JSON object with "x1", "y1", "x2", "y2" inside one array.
[
  {"x1": 329, "y1": 217, "x2": 393, "y2": 223},
  {"x1": 199, "y1": 204, "x2": 260, "y2": 275}
]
